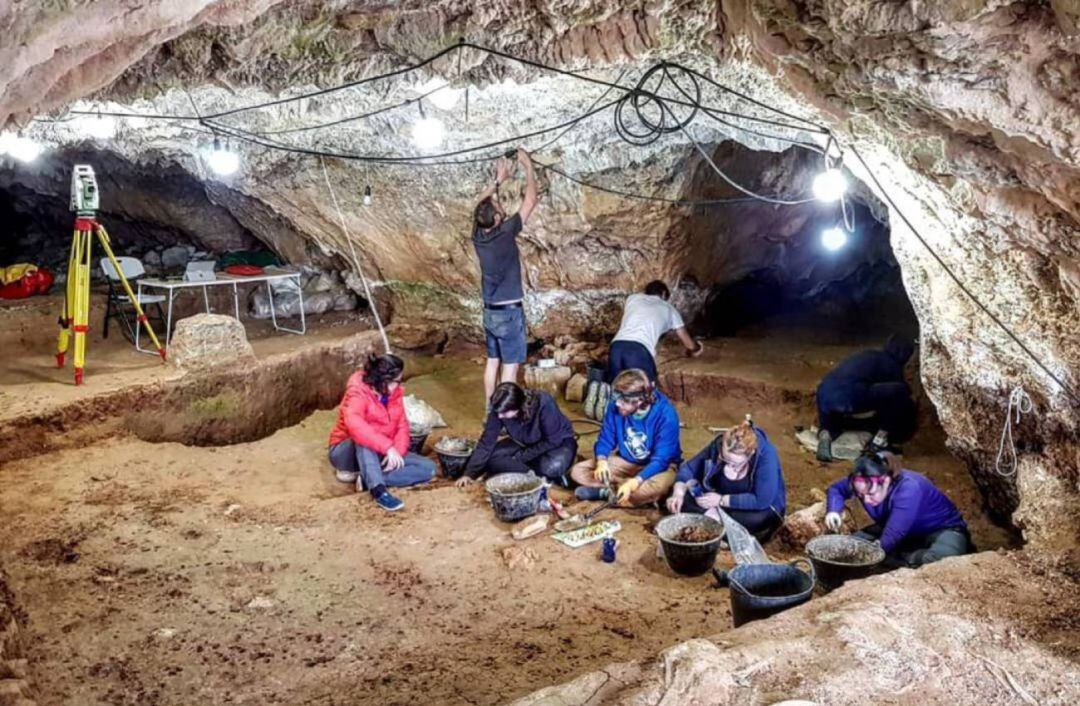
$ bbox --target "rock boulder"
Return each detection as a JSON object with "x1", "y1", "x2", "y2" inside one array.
[{"x1": 168, "y1": 314, "x2": 255, "y2": 371}]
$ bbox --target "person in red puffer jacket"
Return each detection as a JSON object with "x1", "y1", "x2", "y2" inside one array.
[{"x1": 328, "y1": 354, "x2": 436, "y2": 512}]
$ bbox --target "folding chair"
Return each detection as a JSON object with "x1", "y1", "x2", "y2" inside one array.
[{"x1": 100, "y1": 256, "x2": 166, "y2": 344}]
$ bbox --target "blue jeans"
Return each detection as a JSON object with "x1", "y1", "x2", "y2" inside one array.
[
  {"x1": 328, "y1": 440, "x2": 436, "y2": 491},
  {"x1": 483, "y1": 305, "x2": 527, "y2": 364}
]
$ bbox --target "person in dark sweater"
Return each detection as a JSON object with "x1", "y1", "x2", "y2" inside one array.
[
  {"x1": 456, "y1": 382, "x2": 577, "y2": 487},
  {"x1": 816, "y1": 334, "x2": 917, "y2": 461},
  {"x1": 825, "y1": 451, "x2": 973, "y2": 568},
  {"x1": 667, "y1": 418, "x2": 786, "y2": 543}
]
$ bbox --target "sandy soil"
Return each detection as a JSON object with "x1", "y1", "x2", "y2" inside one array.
[{"x1": 0, "y1": 306, "x2": 1031, "y2": 705}]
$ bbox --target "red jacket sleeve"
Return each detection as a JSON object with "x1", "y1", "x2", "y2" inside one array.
[
  {"x1": 343, "y1": 386, "x2": 395, "y2": 455},
  {"x1": 391, "y1": 395, "x2": 410, "y2": 456}
]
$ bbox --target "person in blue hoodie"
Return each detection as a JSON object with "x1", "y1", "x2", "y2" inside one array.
[
  {"x1": 825, "y1": 451, "x2": 973, "y2": 568},
  {"x1": 815, "y1": 334, "x2": 917, "y2": 462},
  {"x1": 457, "y1": 382, "x2": 578, "y2": 487},
  {"x1": 570, "y1": 368, "x2": 681, "y2": 507},
  {"x1": 667, "y1": 418, "x2": 787, "y2": 543}
]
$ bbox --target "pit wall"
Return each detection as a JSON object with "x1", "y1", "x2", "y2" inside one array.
[{"x1": 0, "y1": 331, "x2": 379, "y2": 464}]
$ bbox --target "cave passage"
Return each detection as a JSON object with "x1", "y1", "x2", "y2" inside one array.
[{"x1": 678, "y1": 141, "x2": 917, "y2": 346}]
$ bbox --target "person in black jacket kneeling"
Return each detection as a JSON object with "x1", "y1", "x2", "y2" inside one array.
[{"x1": 456, "y1": 382, "x2": 578, "y2": 488}]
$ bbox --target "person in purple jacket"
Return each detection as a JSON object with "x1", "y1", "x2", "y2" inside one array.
[
  {"x1": 826, "y1": 451, "x2": 973, "y2": 568},
  {"x1": 457, "y1": 382, "x2": 577, "y2": 487},
  {"x1": 667, "y1": 418, "x2": 786, "y2": 543}
]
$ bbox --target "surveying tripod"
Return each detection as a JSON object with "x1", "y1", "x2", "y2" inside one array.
[{"x1": 56, "y1": 165, "x2": 166, "y2": 385}]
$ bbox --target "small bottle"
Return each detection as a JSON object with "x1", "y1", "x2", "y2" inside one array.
[{"x1": 602, "y1": 536, "x2": 617, "y2": 563}]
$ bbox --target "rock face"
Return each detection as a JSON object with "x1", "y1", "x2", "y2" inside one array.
[
  {"x1": 168, "y1": 314, "x2": 255, "y2": 371},
  {"x1": 0, "y1": 1, "x2": 1077, "y2": 547}
]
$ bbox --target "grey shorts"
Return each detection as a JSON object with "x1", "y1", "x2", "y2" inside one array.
[{"x1": 483, "y1": 305, "x2": 526, "y2": 364}]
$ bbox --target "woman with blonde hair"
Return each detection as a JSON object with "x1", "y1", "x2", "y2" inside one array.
[{"x1": 667, "y1": 417, "x2": 786, "y2": 543}]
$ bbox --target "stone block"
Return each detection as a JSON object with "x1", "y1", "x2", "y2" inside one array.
[
  {"x1": 565, "y1": 373, "x2": 588, "y2": 402},
  {"x1": 524, "y1": 365, "x2": 572, "y2": 397},
  {"x1": 160, "y1": 245, "x2": 190, "y2": 269},
  {"x1": 168, "y1": 314, "x2": 255, "y2": 371}
]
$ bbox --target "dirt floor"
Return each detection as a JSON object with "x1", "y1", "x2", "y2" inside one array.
[{"x1": 0, "y1": 298, "x2": 1055, "y2": 705}]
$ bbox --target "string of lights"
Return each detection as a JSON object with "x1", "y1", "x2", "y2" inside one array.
[{"x1": 8, "y1": 40, "x2": 1069, "y2": 401}]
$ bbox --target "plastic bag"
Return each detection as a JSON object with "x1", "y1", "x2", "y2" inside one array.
[
  {"x1": 716, "y1": 508, "x2": 771, "y2": 565},
  {"x1": 403, "y1": 395, "x2": 447, "y2": 431}
]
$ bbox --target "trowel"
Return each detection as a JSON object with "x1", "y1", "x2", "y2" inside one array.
[{"x1": 553, "y1": 498, "x2": 613, "y2": 533}]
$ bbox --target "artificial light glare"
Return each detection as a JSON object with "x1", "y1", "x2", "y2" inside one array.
[
  {"x1": 420, "y1": 78, "x2": 463, "y2": 111},
  {"x1": 821, "y1": 227, "x2": 848, "y2": 251},
  {"x1": 2, "y1": 134, "x2": 42, "y2": 163},
  {"x1": 82, "y1": 114, "x2": 117, "y2": 140},
  {"x1": 411, "y1": 116, "x2": 445, "y2": 150},
  {"x1": 206, "y1": 142, "x2": 240, "y2": 176},
  {"x1": 812, "y1": 168, "x2": 847, "y2": 202}
]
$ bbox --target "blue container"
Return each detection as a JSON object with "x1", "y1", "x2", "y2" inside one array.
[{"x1": 602, "y1": 537, "x2": 617, "y2": 563}]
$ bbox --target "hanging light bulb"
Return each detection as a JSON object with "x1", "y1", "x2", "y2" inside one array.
[
  {"x1": 813, "y1": 168, "x2": 847, "y2": 202},
  {"x1": 821, "y1": 226, "x2": 848, "y2": 251},
  {"x1": 363, "y1": 185, "x2": 372, "y2": 206},
  {"x1": 206, "y1": 137, "x2": 240, "y2": 176},
  {"x1": 1, "y1": 132, "x2": 42, "y2": 163},
  {"x1": 412, "y1": 116, "x2": 445, "y2": 151},
  {"x1": 411, "y1": 100, "x2": 445, "y2": 151}
]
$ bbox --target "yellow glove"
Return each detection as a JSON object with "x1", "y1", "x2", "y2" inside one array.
[
  {"x1": 593, "y1": 458, "x2": 611, "y2": 484},
  {"x1": 616, "y1": 477, "x2": 642, "y2": 506}
]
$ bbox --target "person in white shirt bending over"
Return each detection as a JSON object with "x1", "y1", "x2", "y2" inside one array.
[{"x1": 607, "y1": 280, "x2": 703, "y2": 383}]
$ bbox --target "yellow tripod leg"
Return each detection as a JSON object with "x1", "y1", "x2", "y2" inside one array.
[
  {"x1": 56, "y1": 228, "x2": 79, "y2": 368},
  {"x1": 72, "y1": 228, "x2": 92, "y2": 385},
  {"x1": 96, "y1": 224, "x2": 167, "y2": 360}
]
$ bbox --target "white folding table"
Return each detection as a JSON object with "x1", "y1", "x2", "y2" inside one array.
[{"x1": 135, "y1": 271, "x2": 306, "y2": 354}]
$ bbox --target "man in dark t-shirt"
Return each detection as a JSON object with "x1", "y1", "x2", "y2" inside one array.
[{"x1": 472, "y1": 148, "x2": 538, "y2": 405}]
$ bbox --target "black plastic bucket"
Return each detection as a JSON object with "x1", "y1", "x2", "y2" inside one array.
[
  {"x1": 805, "y1": 535, "x2": 885, "y2": 591},
  {"x1": 436, "y1": 451, "x2": 470, "y2": 479},
  {"x1": 718, "y1": 558, "x2": 815, "y2": 627},
  {"x1": 655, "y1": 514, "x2": 725, "y2": 577},
  {"x1": 408, "y1": 431, "x2": 430, "y2": 455},
  {"x1": 485, "y1": 473, "x2": 544, "y2": 522}
]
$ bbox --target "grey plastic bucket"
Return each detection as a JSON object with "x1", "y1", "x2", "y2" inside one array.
[
  {"x1": 717, "y1": 558, "x2": 815, "y2": 627},
  {"x1": 805, "y1": 535, "x2": 885, "y2": 591},
  {"x1": 485, "y1": 473, "x2": 544, "y2": 522}
]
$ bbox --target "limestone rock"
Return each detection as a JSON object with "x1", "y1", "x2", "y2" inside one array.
[
  {"x1": 777, "y1": 502, "x2": 858, "y2": 551},
  {"x1": 524, "y1": 365, "x2": 573, "y2": 398},
  {"x1": 168, "y1": 314, "x2": 255, "y2": 371},
  {"x1": 160, "y1": 245, "x2": 190, "y2": 270},
  {"x1": 387, "y1": 323, "x2": 448, "y2": 353},
  {"x1": 565, "y1": 373, "x2": 588, "y2": 402}
]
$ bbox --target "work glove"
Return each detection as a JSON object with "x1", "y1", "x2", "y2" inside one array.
[
  {"x1": 593, "y1": 458, "x2": 611, "y2": 485},
  {"x1": 666, "y1": 483, "x2": 688, "y2": 514},
  {"x1": 825, "y1": 511, "x2": 843, "y2": 532},
  {"x1": 615, "y1": 476, "x2": 642, "y2": 506}
]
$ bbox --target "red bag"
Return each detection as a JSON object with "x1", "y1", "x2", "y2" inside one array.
[
  {"x1": 224, "y1": 264, "x2": 264, "y2": 276},
  {"x1": 0, "y1": 268, "x2": 53, "y2": 299}
]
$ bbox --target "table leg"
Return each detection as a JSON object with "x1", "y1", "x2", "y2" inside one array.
[
  {"x1": 135, "y1": 281, "x2": 145, "y2": 353},
  {"x1": 270, "y1": 275, "x2": 306, "y2": 335},
  {"x1": 203, "y1": 285, "x2": 211, "y2": 314},
  {"x1": 233, "y1": 283, "x2": 240, "y2": 321}
]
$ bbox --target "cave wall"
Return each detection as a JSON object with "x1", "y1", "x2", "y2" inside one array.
[{"x1": 0, "y1": 0, "x2": 1077, "y2": 546}]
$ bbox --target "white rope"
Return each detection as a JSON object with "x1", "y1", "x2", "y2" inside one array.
[
  {"x1": 995, "y1": 386, "x2": 1033, "y2": 477},
  {"x1": 319, "y1": 156, "x2": 391, "y2": 353}
]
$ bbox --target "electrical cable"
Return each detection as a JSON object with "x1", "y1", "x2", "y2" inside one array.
[
  {"x1": 846, "y1": 142, "x2": 1079, "y2": 406},
  {"x1": 319, "y1": 155, "x2": 391, "y2": 353}
]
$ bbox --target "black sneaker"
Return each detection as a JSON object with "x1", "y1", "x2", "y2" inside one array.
[
  {"x1": 575, "y1": 486, "x2": 610, "y2": 502},
  {"x1": 816, "y1": 430, "x2": 833, "y2": 462},
  {"x1": 373, "y1": 490, "x2": 404, "y2": 512}
]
